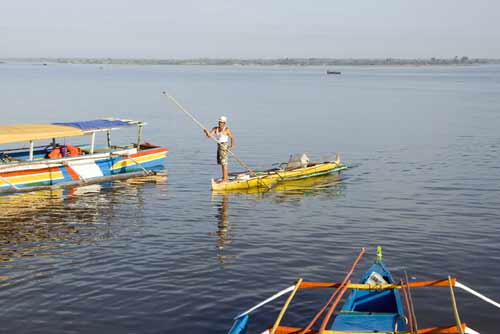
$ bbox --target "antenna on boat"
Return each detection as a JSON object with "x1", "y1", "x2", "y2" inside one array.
[{"x1": 376, "y1": 245, "x2": 383, "y2": 263}]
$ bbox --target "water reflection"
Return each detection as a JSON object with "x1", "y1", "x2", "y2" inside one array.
[
  {"x1": 210, "y1": 194, "x2": 234, "y2": 265},
  {"x1": 0, "y1": 176, "x2": 166, "y2": 270},
  {"x1": 209, "y1": 173, "x2": 346, "y2": 265}
]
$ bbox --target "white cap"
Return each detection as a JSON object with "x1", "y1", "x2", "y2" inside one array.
[{"x1": 219, "y1": 116, "x2": 227, "y2": 123}]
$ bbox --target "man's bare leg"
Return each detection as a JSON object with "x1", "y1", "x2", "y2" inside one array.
[{"x1": 222, "y1": 164, "x2": 229, "y2": 182}]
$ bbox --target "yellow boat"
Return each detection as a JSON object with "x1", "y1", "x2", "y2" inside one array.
[{"x1": 211, "y1": 155, "x2": 347, "y2": 191}]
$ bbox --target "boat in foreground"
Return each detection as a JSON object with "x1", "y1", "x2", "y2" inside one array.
[
  {"x1": 0, "y1": 119, "x2": 168, "y2": 193},
  {"x1": 211, "y1": 154, "x2": 346, "y2": 191},
  {"x1": 228, "y1": 247, "x2": 497, "y2": 334}
]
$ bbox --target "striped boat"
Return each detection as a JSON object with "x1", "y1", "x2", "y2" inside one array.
[
  {"x1": 228, "y1": 247, "x2": 491, "y2": 334},
  {"x1": 0, "y1": 119, "x2": 168, "y2": 193}
]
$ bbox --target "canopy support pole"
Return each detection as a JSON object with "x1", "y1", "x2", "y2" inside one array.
[
  {"x1": 137, "y1": 124, "x2": 143, "y2": 148},
  {"x1": 106, "y1": 131, "x2": 111, "y2": 148},
  {"x1": 90, "y1": 132, "x2": 96, "y2": 154},
  {"x1": 29, "y1": 140, "x2": 34, "y2": 161}
]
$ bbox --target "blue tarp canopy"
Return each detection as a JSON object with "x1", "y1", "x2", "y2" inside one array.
[{"x1": 53, "y1": 119, "x2": 138, "y2": 131}]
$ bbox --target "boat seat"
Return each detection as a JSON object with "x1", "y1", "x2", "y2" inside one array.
[{"x1": 331, "y1": 312, "x2": 404, "y2": 331}]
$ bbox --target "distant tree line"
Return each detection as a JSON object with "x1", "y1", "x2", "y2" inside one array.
[{"x1": 2, "y1": 57, "x2": 499, "y2": 66}]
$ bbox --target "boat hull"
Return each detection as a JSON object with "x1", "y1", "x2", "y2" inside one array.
[
  {"x1": 211, "y1": 161, "x2": 346, "y2": 191},
  {"x1": 0, "y1": 147, "x2": 168, "y2": 193},
  {"x1": 330, "y1": 261, "x2": 407, "y2": 332}
]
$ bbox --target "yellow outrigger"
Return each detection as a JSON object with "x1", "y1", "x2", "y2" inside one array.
[{"x1": 211, "y1": 155, "x2": 346, "y2": 191}]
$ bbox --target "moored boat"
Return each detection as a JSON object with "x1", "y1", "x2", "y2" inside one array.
[
  {"x1": 211, "y1": 154, "x2": 346, "y2": 191},
  {"x1": 228, "y1": 247, "x2": 495, "y2": 334},
  {"x1": 0, "y1": 119, "x2": 168, "y2": 193}
]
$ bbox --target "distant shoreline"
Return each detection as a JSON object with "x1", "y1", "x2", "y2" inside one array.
[{"x1": 2, "y1": 57, "x2": 500, "y2": 66}]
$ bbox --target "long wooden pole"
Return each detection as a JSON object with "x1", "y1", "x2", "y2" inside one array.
[
  {"x1": 405, "y1": 270, "x2": 419, "y2": 332},
  {"x1": 400, "y1": 279, "x2": 415, "y2": 334},
  {"x1": 448, "y1": 276, "x2": 464, "y2": 334},
  {"x1": 162, "y1": 91, "x2": 257, "y2": 176},
  {"x1": 318, "y1": 279, "x2": 354, "y2": 333},
  {"x1": 271, "y1": 278, "x2": 303, "y2": 334},
  {"x1": 300, "y1": 248, "x2": 365, "y2": 334}
]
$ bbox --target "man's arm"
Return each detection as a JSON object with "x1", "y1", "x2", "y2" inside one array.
[
  {"x1": 204, "y1": 127, "x2": 217, "y2": 137},
  {"x1": 228, "y1": 128, "x2": 234, "y2": 148}
]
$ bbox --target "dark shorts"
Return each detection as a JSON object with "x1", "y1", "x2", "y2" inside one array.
[{"x1": 217, "y1": 143, "x2": 229, "y2": 165}]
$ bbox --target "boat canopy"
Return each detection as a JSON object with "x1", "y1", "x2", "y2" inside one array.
[
  {"x1": 53, "y1": 119, "x2": 142, "y2": 133},
  {"x1": 0, "y1": 119, "x2": 144, "y2": 144},
  {"x1": 0, "y1": 124, "x2": 84, "y2": 144}
]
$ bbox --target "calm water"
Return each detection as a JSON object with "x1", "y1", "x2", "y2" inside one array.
[{"x1": 0, "y1": 63, "x2": 499, "y2": 333}]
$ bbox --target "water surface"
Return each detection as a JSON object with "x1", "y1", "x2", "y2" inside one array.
[{"x1": 1, "y1": 63, "x2": 499, "y2": 333}]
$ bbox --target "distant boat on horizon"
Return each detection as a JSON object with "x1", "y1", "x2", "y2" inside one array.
[{"x1": 326, "y1": 70, "x2": 341, "y2": 75}]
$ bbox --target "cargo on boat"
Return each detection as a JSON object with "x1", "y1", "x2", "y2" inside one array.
[
  {"x1": 228, "y1": 247, "x2": 494, "y2": 334},
  {"x1": 0, "y1": 119, "x2": 168, "y2": 193},
  {"x1": 211, "y1": 154, "x2": 346, "y2": 191}
]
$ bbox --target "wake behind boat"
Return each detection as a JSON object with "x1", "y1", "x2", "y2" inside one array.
[
  {"x1": 0, "y1": 119, "x2": 168, "y2": 193},
  {"x1": 228, "y1": 247, "x2": 498, "y2": 334}
]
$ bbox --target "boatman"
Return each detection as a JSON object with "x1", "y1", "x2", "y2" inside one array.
[{"x1": 204, "y1": 116, "x2": 234, "y2": 182}]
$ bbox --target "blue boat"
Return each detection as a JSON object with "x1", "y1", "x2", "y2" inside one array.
[
  {"x1": 330, "y1": 254, "x2": 408, "y2": 332},
  {"x1": 228, "y1": 247, "x2": 483, "y2": 334}
]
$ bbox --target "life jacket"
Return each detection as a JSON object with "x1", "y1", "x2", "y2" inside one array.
[
  {"x1": 48, "y1": 148, "x2": 62, "y2": 159},
  {"x1": 65, "y1": 144, "x2": 82, "y2": 157}
]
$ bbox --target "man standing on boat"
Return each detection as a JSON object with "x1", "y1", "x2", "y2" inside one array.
[{"x1": 204, "y1": 116, "x2": 234, "y2": 182}]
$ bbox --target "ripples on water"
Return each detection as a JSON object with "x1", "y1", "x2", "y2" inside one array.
[{"x1": 1, "y1": 64, "x2": 499, "y2": 333}]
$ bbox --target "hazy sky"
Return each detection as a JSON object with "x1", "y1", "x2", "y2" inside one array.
[{"x1": 1, "y1": 0, "x2": 499, "y2": 58}]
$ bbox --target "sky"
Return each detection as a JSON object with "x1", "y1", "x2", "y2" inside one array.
[{"x1": 1, "y1": 0, "x2": 499, "y2": 59}]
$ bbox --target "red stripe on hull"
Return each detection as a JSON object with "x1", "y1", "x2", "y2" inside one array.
[
  {"x1": 130, "y1": 147, "x2": 168, "y2": 158},
  {"x1": 65, "y1": 165, "x2": 81, "y2": 181},
  {"x1": 0, "y1": 166, "x2": 60, "y2": 178}
]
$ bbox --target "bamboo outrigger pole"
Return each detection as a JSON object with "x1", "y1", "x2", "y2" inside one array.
[
  {"x1": 162, "y1": 91, "x2": 258, "y2": 176},
  {"x1": 270, "y1": 278, "x2": 303, "y2": 334},
  {"x1": 448, "y1": 276, "x2": 465, "y2": 334}
]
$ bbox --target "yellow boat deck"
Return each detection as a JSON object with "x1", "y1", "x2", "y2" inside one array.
[{"x1": 211, "y1": 159, "x2": 346, "y2": 191}]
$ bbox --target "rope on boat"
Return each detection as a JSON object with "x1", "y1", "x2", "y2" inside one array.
[
  {"x1": 0, "y1": 175, "x2": 19, "y2": 190},
  {"x1": 110, "y1": 153, "x2": 154, "y2": 176},
  {"x1": 455, "y1": 281, "x2": 500, "y2": 309},
  {"x1": 234, "y1": 285, "x2": 295, "y2": 319}
]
